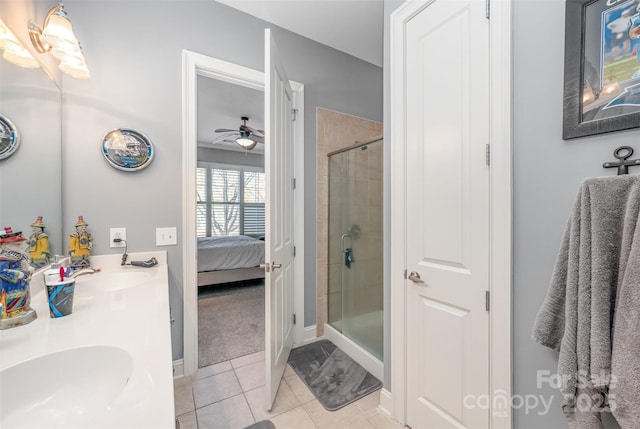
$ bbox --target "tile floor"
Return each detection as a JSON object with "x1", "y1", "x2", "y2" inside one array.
[{"x1": 174, "y1": 350, "x2": 405, "y2": 429}]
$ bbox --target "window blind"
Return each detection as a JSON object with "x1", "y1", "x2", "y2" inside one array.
[{"x1": 196, "y1": 166, "x2": 265, "y2": 237}]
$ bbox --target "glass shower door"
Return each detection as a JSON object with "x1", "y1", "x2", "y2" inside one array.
[{"x1": 328, "y1": 140, "x2": 383, "y2": 361}]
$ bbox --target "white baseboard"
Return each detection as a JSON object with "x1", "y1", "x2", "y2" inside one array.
[
  {"x1": 379, "y1": 388, "x2": 393, "y2": 417},
  {"x1": 173, "y1": 359, "x2": 184, "y2": 378},
  {"x1": 297, "y1": 325, "x2": 317, "y2": 346}
]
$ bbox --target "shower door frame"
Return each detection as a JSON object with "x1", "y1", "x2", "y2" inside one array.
[{"x1": 327, "y1": 138, "x2": 384, "y2": 361}]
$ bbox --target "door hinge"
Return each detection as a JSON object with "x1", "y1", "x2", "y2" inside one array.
[
  {"x1": 485, "y1": 0, "x2": 490, "y2": 19},
  {"x1": 293, "y1": 314, "x2": 296, "y2": 325},
  {"x1": 485, "y1": 144, "x2": 491, "y2": 166},
  {"x1": 292, "y1": 178, "x2": 296, "y2": 189},
  {"x1": 404, "y1": 269, "x2": 407, "y2": 279},
  {"x1": 293, "y1": 246, "x2": 296, "y2": 257},
  {"x1": 485, "y1": 291, "x2": 490, "y2": 311},
  {"x1": 292, "y1": 108, "x2": 298, "y2": 121}
]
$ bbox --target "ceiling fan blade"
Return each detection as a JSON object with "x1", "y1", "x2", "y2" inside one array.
[
  {"x1": 240, "y1": 124, "x2": 264, "y2": 138},
  {"x1": 211, "y1": 139, "x2": 240, "y2": 147},
  {"x1": 212, "y1": 132, "x2": 238, "y2": 144},
  {"x1": 251, "y1": 135, "x2": 264, "y2": 144},
  {"x1": 214, "y1": 128, "x2": 237, "y2": 133}
]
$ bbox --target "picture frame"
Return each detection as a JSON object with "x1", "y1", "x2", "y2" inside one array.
[
  {"x1": 563, "y1": 0, "x2": 640, "y2": 139},
  {"x1": 101, "y1": 128, "x2": 154, "y2": 171}
]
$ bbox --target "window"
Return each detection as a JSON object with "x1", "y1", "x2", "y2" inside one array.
[{"x1": 197, "y1": 164, "x2": 265, "y2": 237}]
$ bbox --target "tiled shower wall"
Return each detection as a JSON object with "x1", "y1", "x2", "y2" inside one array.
[{"x1": 316, "y1": 107, "x2": 383, "y2": 336}]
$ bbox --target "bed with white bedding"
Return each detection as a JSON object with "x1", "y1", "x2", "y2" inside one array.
[{"x1": 197, "y1": 235, "x2": 265, "y2": 286}]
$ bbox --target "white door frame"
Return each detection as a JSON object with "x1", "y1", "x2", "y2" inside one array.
[
  {"x1": 181, "y1": 50, "x2": 305, "y2": 377},
  {"x1": 389, "y1": 1, "x2": 512, "y2": 428}
]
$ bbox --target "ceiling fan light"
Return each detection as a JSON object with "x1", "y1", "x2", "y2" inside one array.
[{"x1": 236, "y1": 137, "x2": 257, "y2": 150}]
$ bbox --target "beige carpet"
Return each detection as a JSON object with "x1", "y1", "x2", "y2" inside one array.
[{"x1": 198, "y1": 282, "x2": 264, "y2": 368}]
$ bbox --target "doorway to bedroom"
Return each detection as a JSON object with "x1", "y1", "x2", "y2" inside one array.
[
  {"x1": 195, "y1": 74, "x2": 267, "y2": 368},
  {"x1": 182, "y1": 50, "x2": 305, "y2": 378}
]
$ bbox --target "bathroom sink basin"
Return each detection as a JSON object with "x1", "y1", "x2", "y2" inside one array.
[
  {"x1": 75, "y1": 270, "x2": 153, "y2": 291},
  {"x1": 0, "y1": 345, "x2": 132, "y2": 428}
]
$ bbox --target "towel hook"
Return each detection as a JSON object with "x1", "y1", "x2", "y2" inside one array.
[{"x1": 603, "y1": 146, "x2": 640, "y2": 175}]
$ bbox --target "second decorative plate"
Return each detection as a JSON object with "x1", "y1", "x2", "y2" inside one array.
[{"x1": 101, "y1": 128, "x2": 154, "y2": 171}]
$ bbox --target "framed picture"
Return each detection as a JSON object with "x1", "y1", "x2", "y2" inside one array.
[
  {"x1": 101, "y1": 128, "x2": 154, "y2": 171},
  {"x1": 0, "y1": 113, "x2": 20, "y2": 160},
  {"x1": 563, "y1": 0, "x2": 640, "y2": 139}
]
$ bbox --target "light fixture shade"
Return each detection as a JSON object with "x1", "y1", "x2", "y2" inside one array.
[
  {"x1": 59, "y1": 54, "x2": 90, "y2": 79},
  {"x1": 0, "y1": 18, "x2": 39, "y2": 69},
  {"x1": 0, "y1": 19, "x2": 14, "y2": 49},
  {"x1": 236, "y1": 137, "x2": 257, "y2": 150},
  {"x1": 0, "y1": 29, "x2": 17, "y2": 51},
  {"x1": 50, "y1": 42, "x2": 83, "y2": 61},
  {"x1": 0, "y1": 37, "x2": 12, "y2": 51},
  {"x1": 42, "y1": 12, "x2": 79, "y2": 52},
  {"x1": 2, "y1": 42, "x2": 39, "y2": 68}
]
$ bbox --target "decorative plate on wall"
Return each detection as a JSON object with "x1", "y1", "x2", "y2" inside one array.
[
  {"x1": 0, "y1": 114, "x2": 20, "y2": 160},
  {"x1": 101, "y1": 128, "x2": 154, "y2": 171}
]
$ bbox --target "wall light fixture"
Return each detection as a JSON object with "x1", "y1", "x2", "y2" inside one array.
[
  {"x1": 28, "y1": 2, "x2": 89, "y2": 79},
  {"x1": 0, "y1": 18, "x2": 39, "y2": 68}
]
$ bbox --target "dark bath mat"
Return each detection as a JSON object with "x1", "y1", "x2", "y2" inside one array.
[{"x1": 287, "y1": 339, "x2": 382, "y2": 411}]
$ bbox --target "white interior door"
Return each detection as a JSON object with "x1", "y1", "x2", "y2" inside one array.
[
  {"x1": 404, "y1": 0, "x2": 490, "y2": 427},
  {"x1": 264, "y1": 28, "x2": 295, "y2": 410}
]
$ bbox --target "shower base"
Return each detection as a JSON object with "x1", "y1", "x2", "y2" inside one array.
[{"x1": 324, "y1": 310, "x2": 383, "y2": 381}]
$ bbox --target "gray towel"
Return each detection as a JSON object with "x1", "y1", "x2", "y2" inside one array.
[
  {"x1": 610, "y1": 204, "x2": 640, "y2": 427},
  {"x1": 532, "y1": 174, "x2": 640, "y2": 428}
]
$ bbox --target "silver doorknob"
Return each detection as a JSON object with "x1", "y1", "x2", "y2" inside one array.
[
  {"x1": 260, "y1": 262, "x2": 282, "y2": 272},
  {"x1": 408, "y1": 271, "x2": 424, "y2": 284}
]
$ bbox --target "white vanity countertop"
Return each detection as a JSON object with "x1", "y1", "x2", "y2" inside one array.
[{"x1": 0, "y1": 251, "x2": 174, "y2": 428}]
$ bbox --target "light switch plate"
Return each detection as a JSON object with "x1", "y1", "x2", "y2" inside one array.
[{"x1": 156, "y1": 227, "x2": 177, "y2": 246}]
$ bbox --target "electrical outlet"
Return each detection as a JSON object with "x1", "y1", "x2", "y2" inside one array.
[
  {"x1": 156, "y1": 227, "x2": 177, "y2": 246},
  {"x1": 110, "y1": 228, "x2": 126, "y2": 248}
]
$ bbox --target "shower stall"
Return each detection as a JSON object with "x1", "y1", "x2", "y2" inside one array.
[{"x1": 326, "y1": 137, "x2": 383, "y2": 377}]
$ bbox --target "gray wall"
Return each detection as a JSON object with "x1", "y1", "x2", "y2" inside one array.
[
  {"x1": 513, "y1": 0, "x2": 637, "y2": 427},
  {"x1": 61, "y1": 0, "x2": 382, "y2": 361},
  {"x1": 197, "y1": 147, "x2": 264, "y2": 169}
]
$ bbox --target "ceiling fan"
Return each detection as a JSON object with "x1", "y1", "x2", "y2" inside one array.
[{"x1": 214, "y1": 116, "x2": 264, "y2": 150}]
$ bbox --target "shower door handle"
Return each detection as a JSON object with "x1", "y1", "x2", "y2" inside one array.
[
  {"x1": 408, "y1": 271, "x2": 425, "y2": 284},
  {"x1": 341, "y1": 234, "x2": 352, "y2": 253}
]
